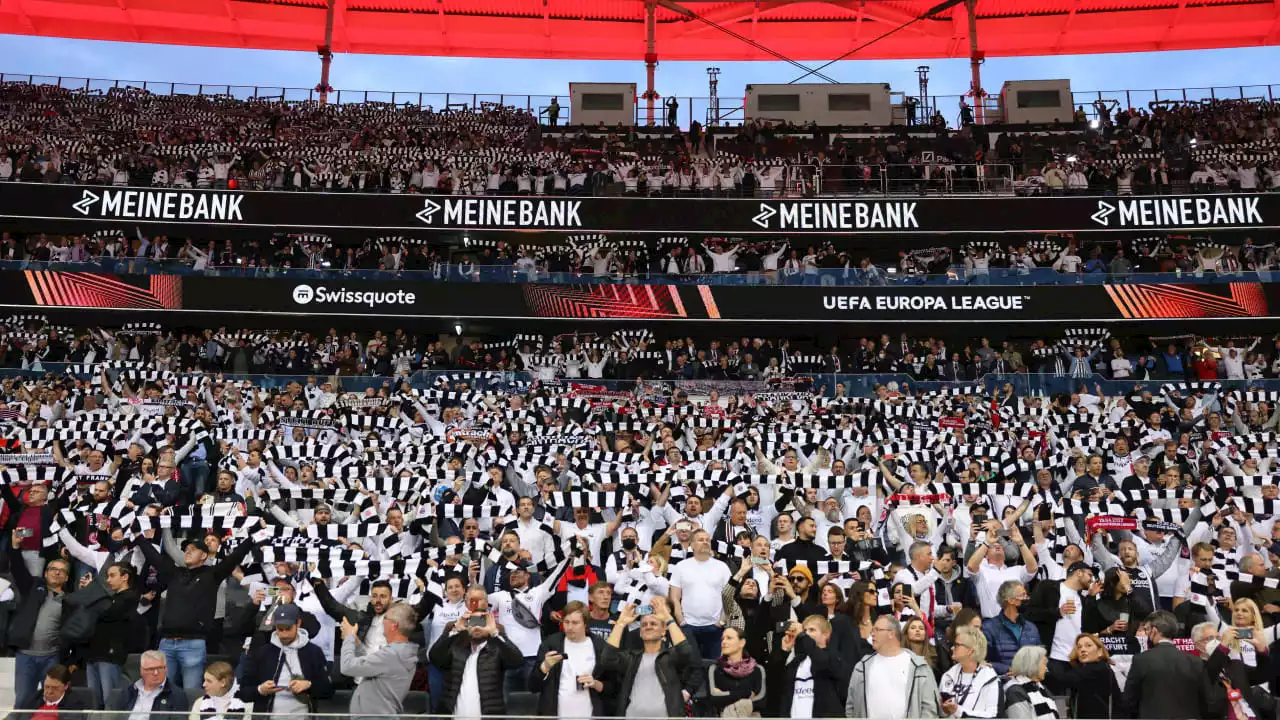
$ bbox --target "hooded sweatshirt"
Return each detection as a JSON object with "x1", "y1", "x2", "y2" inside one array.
[
  {"x1": 271, "y1": 628, "x2": 313, "y2": 716},
  {"x1": 341, "y1": 637, "x2": 420, "y2": 718}
]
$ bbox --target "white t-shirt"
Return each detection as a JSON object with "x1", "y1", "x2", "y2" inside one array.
[
  {"x1": 558, "y1": 637, "x2": 597, "y2": 720},
  {"x1": 792, "y1": 656, "x2": 815, "y2": 720},
  {"x1": 559, "y1": 522, "x2": 608, "y2": 563},
  {"x1": 1051, "y1": 584, "x2": 1082, "y2": 661},
  {"x1": 970, "y1": 561, "x2": 1035, "y2": 618},
  {"x1": 866, "y1": 651, "x2": 914, "y2": 720},
  {"x1": 670, "y1": 556, "x2": 732, "y2": 626}
]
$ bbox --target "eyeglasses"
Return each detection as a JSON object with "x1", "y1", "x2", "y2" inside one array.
[
  {"x1": 140, "y1": 666, "x2": 166, "y2": 673},
  {"x1": 788, "y1": 576, "x2": 807, "y2": 582}
]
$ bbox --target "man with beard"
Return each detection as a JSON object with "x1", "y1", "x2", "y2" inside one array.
[
  {"x1": 488, "y1": 555, "x2": 569, "y2": 692},
  {"x1": 776, "y1": 516, "x2": 827, "y2": 566},
  {"x1": 314, "y1": 578, "x2": 396, "y2": 670},
  {"x1": 1092, "y1": 509, "x2": 1196, "y2": 622}
]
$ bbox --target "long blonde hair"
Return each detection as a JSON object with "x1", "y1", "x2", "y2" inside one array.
[{"x1": 1228, "y1": 597, "x2": 1265, "y2": 653}]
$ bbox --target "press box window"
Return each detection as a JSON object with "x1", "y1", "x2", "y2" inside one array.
[
  {"x1": 757, "y1": 94, "x2": 800, "y2": 112},
  {"x1": 828, "y1": 94, "x2": 871, "y2": 112},
  {"x1": 581, "y1": 93, "x2": 624, "y2": 111},
  {"x1": 1016, "y1": 90, "x2": 1061, "y2": 108}
]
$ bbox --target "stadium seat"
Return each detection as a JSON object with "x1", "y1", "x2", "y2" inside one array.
[
  {"x1": 106, "y1": 687, "x2": 126, "y2": 710},
  {"x1": 66, "y1": 686, "x2": 97, "y2": 710},
  {"x1": 403, "y1": 689, "x2": 430, "y2": 714},
  {"x1": 315, "y1": 688, "x2": 353, "y2": 714},
  {"x1": 184, "y1": 686, "x2": 205, "y2": 707},
  {"x1": 507, "y1": 689, "x2": 539, "y2": 716},
  {"x1": 122, "y1": 653, "x2": 141, "y2": 684}
]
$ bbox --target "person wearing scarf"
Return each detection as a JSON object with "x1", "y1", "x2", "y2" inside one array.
[
  {"x1": 1004, "y1": 646, "x2": 1060, "y2": 719},
  {"x1": 189, "y1": 660, "x2": 248, "y2": 720},
  {"x1": 707, "y1": 627, "x2": 766, "y2": 717}
]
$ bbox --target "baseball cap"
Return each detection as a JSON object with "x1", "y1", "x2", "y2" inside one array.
[
  {"x1": 272, "y1": 604, "x2": 302, "y2": 627},
  {"x1": 181, "y1": 539, "x2": 209, "y2": 554}
]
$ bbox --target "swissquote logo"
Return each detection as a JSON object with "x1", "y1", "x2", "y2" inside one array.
[
  {"x1": 1089, "y1": 197, "x2": 1263, "y2": 228},
  {"x1": 290, "y1": 284, "x2": 415, "y2": 308},
  {"x1": 72, "y1": 189, "x2": 245, "y2": 221},
  {"x1": 415, "y1": 198, "x2": 583, "y2": 228},
  {"x1": 750, "y1": 201, "x2": 919, "y2": 230}
]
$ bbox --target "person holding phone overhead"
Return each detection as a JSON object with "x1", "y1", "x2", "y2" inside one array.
[
  {"x1": 528, "y1": 601, "x2": 609, "y2": 719},
  {"x1": 428, "y1": 590, "x2": 524, "y2": 720}
]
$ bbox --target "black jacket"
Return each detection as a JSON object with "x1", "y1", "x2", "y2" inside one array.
[
  {"x1": 6, "y1": 544, "x2": 66, "y2": 652},
  {"x1": 766, "y1": 633, "x2": 843, "y2": 718},
  {"x1": 62, "y1": 582, "x2": 139, "y2": 664},
  {"x1": 1050, "y1": 659, "x2": 1118, "y2": 719},
  {"x1": 238, "y1": 633, "x2": 334, "y2": 714},
  {"x1": 107, "y1": 680, "x2": 189, "y2": 714},
  {"x1": 600, "y1": 637, "x2": 698, "y2": 718},
  {"x1": 1024, "y1": 578, "x2": 1069, "y2": 652},
  {"x1": 774, "y1": 538, "x2": 827, "y2": 567},
  {"x1": 1120, "y1": 642, "x2": 1225, "y2": 720},
  {"x1": 136, "y1": 536, "x2": 255, "y2": 638},
  {"x1": 1, "y1": 487, "x2": 61, "y2": 559},
  {"x1": 528, "y1": 632, "x2": 612, "y2": 717},
  {"x1": 13, "y1": 687, "x2": 89, "y2": 720},
  {"x1": 428, "y1": 629, "x2": 524, "y2": 716}
]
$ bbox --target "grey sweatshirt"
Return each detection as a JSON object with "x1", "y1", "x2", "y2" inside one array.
[{"x1": 340, "y1": 638, "x2": 419, "y2": 717}]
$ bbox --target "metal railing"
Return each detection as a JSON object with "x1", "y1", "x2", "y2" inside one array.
[
  {"x1": 785, "y1": 163, "x2": 1017, "y2": 196},
  {"x1": 3, "y1": 260, "x2": 1276, "y2": 288},
  {"x1": 4, "y1": 72, "x2": 1278, "y2": 129}
]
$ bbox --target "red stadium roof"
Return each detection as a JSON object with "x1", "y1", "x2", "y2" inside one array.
[{"x1": 0, "y1": 0, "x2": 1276, "y2": 62}]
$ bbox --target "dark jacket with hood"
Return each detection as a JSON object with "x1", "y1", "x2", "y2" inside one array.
[{"x1": 238, "y1": 627, "x2": 334, "y2": 714}]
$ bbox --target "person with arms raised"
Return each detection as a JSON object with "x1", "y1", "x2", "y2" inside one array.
[{"x1": 601, "y1": 596, "x2": 697, "y2": 718}]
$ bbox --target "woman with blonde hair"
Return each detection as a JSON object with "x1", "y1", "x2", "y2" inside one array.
[
  {"x1": 1213, "y1": 596, "x2": 1275, "y2": 689},
  {"x1": 1049, "y1": 633, "x2": 1118, "y2": 719},
  {"x1": 190, "y1": 661, "x2": 248, "y2": 720},
  {"x1": 938, "y1": 626, "x2": 1000, "y2": 719}
]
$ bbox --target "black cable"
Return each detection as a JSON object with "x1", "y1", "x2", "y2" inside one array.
[
  {"x1": 662, "y1": 1, "x2": 840, "y2": 84},
  {"x1": 787, "y1": 0, "x2": 966, "y2": 84}
]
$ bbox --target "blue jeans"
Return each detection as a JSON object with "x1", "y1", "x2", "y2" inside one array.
[
  {"x1": 86, "y1": 661, "x2": 123, "y2": 709},
  {"x1": 181, "y1": 460, "x2": 211, "y2": 502},
  {"x1": 14, "y1": 652, "x2": 59, "y2": 707},
  {"x1": 681, "y1": 624, "x2": 723, "y2": 661},
  {"x1": 505, "y1": 656, "x2": 535, "y2": 694},
  {"x1": 159, "y1": 637, "x2": 206, "y2": 689},
  {"x1": 427, "y1": 664, "x2": 447, "y2": 713}
]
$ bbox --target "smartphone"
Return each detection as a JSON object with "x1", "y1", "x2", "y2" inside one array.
[
  {"x1": 1118, "y1": 612, "x2": 1129, "y2": 623},
  {"x1": 266, "y1": 587, "x2": 281, "y2": 599},
  {"x1": 750, "y1": 556, "x2": 769, "y2": 565},
  {"x1": 636, "y1": 605, "x2": 654, "y2": 616},
  {"x1": 466, "y1": 614, "x2": 488, "y2": 628},
  {"x1": 1238, "y1": 628, "x2": 1254, "y2": 640}
]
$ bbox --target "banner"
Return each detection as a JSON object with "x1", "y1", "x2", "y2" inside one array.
[
  {"x1": 0, "y1": 183, "x2": 1275, "y2": 234},
  {"x1": 2, "y1": 271, "x2": 1278, "y2": 322}
]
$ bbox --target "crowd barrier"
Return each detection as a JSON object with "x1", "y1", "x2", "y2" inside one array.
[
  {"x1": 6, "y1": 259, "x2": 1277, "y2": 288},
  {"x1": 0, "y1": 368, "x2": 1273, "y2": 399}
]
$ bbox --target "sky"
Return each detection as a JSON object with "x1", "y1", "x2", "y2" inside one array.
[{"x1": 4, "y1": 34, "x2": 1278, "y2": 116}]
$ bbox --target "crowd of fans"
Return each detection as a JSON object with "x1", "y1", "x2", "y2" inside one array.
[
  {"x1": 4, "y1": 229, "x2": 1280, "y2": 282},
  {"x1": 0, "y1": 82, "x2": 1278, "y2": 196},
  {"x1": 1, "y1": 348, "x2": 1280, "y2": 720},
  {"x1": 4, "y1": 316, "x2": 1280, "y2": 385}
]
